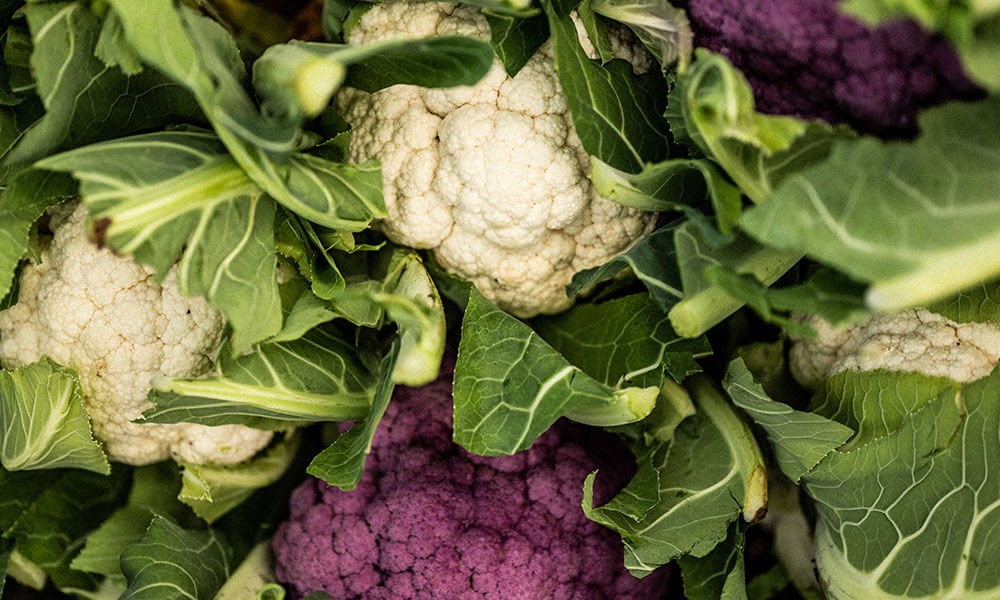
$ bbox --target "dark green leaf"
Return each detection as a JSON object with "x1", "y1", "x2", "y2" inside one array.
[
  {"x1": 120, "y1": 516, "x2": 233, "y2": 600},
  {"x1": 485, "y1": 11, "x2": 548, "y2": 76},
  {"x1": 541, "y1": 0, "x2": 669, "y2": 172},
  {"x1": 677, "y1": 524, "x2": 747, "y2": 600}
]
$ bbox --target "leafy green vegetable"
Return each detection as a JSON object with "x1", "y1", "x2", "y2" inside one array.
[
  {"x1": 178, "y1": 434, "x2": 300, "y2": 524},
  {"x1": 306, "y1": 339, "x2": 399, "y2": 491},
  {"x1": 591, "y1": 0, "x2": 693, "y2": 70},
  {"x1": 453, "y1": 289, "x2": 657, "y2": 455},
  {"x1": 37, "y1": 130, "x2": 283, "y2": 351},
  {"x1": 7, "y1": 2, "x2": 200, "y2": 166},
  {"x1": 741, "y1": 97, "x2": 1000, "y2": 312},
  {"x1": 120, "y1": 515, "x2": 233, "y2": 600},
  {"x1": 584, "y1": 375, "x2": 766, "y2": 577},
  {"x1": 541, "y1": 0, "x2": 669, "y2": 172},
  {"x1": 0, "y1": 359, "x2": 109, "y2": 474},
  {"x1": 677, "y1": 524, "x2": 747, "y2": 600},
  {"x1": 725, "y1": 359, "x2": 852, "y2": 483},
  {"x1": 484, "y1": 10, "x2": 548, "y2": 76},
  {"x1": 145, "y1": 326, "x2": 377, "y2": 429}
]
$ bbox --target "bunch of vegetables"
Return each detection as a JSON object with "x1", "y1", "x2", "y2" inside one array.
[{"x1": 1, "y1": 0, "x2": 999, "y2": 598}]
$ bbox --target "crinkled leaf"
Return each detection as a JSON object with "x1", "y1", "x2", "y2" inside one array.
[
  {"x1": 1, "y1": 466, "x2": 130, "y2": 591},
  {"x1": 591, "y1": 0, "x2": 693, "y2": 70},
  {"x1": 0, "y1": 169, "x2": 77, "y2": 302},
  {"x1": 803, "y1": 367, "x2": 1000, "y2": 599},
  {"x1": 541, "y1": 0, "x2": 669, "y2": 172},
  {"x1": 673, "y1": 50, "x2": 849, "y2": 203},
  {"x1": 145, "y1": 326, "x2": 376, "y2": 429},
  {"x1": 584, "y1": 376, "x2": 765, "y2": 577},
  {"x1": 178, "y1": 434, "x2": 300, "y2": 524},
  {"x1": 0, "y1": 359, "x2": 109, "y2": 474},
  {"x1": 677, "y1": 525, "x2": 747, "y2": 600},
  {"x1": 7, "y1": 2, "x2": 200, "y2": 166},
  {"x1": 36, "y1": 130, "x2": 282, "y2": 352},
  {"x1": 725, "y1": 359, "x2": 853, "y2": 483},
  {"x1": 307, "y1": 339, "x2": 399, "y2": 491},
  {"x1": 105, "y1": 0, "x2": 387, "y2": 231},
  {"x1": 120, "y1": 516, "x2": 233, "y2": 600},
  {"x1": 453, "y1": 289, "x2": 656, "y2": 456},
  {"x1": 485, "y1": 11, "x2": 548, "y2": 75},
  {"x1": 531, "y1": 292, "x2": 711, "y2": 387},
  {"x1": 742, "y1": 97, "x2": 1000, "y2": 312}
]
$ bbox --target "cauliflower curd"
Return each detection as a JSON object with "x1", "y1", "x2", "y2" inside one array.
[
  {"x1": 339, "y1": 1, "x2": 657, "y2": 317},
  {"x1": 0, "y1": 203, "x2": 272, "y2": 466}
]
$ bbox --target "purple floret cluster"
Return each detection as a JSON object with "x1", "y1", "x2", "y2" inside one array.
[
  {"x1": 680, "y1": 0, "x2": 982, "y2": 136},
  {"x1": 271, "y1": 358, "x2": 670, "y2": 599}
]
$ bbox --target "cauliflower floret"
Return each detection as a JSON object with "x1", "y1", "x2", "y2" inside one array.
[
  {"x1": 338, "y1": 1, "x2": 657, "y2": 317},
  {"x1": 0, "y1": 203, "x2": 273, "y2": 466},
  {"x1": 789, "y1": 309, "x2": 1000, "y2": 389}
]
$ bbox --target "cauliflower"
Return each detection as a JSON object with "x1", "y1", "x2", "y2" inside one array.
[
  {"x1": 0, "y1": 202, "x2": 273, "y2": 466},
  {"x1": 338, "y1": 1, "x2": 657, "y2": 318},
  {"x1": 682, "y1": 0, "x2": 983, "y2": 136},
  {"x1": 271, "y1": 355, "x2": 671, "y2": 599},
  {"x1": 789, "y1": 308, "x2": 1000, "y2": 389}
]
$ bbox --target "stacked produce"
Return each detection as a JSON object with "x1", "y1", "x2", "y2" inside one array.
[{"x1": 1, "y1": 0, "x2": 998, "y2": 598}]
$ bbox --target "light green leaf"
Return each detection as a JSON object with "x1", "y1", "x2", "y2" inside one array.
[
  {"x1": 725, "y1": 359, "x2": 853, "y2": 483},
  {"x1": 7, "y1": 2, "x2": 200, "y2": 165},
  {"x1": 0, "y1": 359, "x2": 109, "y2": 474},
  {"x1": 214, "y1": 541, "x2": 283, "y2": 600},
  {"x1": 531, "y1": 292, "x2": 712, "y2": 387},
  {"x1": 93, "y1": 9, "x2": 142, "y2": 75},
  {"x1": 456, "y1": 0, "x2": 540, "y2": 18},
  {"x1": 928, "y1": 280, "x2": 1000, "y2": 325},
  {"x1": 584, "y1": 375, "x2": 766, "y2": 576},
  {"x1": 36, "y1": 130, "x2": 283, "y2": 351},
  {"x1": 0, "y1": 169, "x2": 77, "y2": 302},
  {"x1": 453, "y1": 289, "x2": 656, "y2": 456},
  {"x1": 591, "y1": 0, "x2": 693, "y2": 70},
  {"x1": 673, "y1": 50, "x2": 849, "y2": 203},
  {"x1": 668, "y1": 222, "x2": 802, "y2": 338},
  {"x1": 178, "y1": 434, "x2": 299, "y2": 524},
  {"x1": 120, "y1": 516, "x2": 233, "y2": 600},
  {"x1": 741, "y1": 98, "x2": 1000, "y2": 312},
  {"x1": 307, "y1": 339, "x2": 399, "y2": 491},
  {"x1": 541, "y1": 0, "x2": 669, "y2": 172},
  {"x1": 145, "y1": 326, "x2": 376, "y2": 429},
  {"x1": 803, "y1": 367, "x2": 1000, "y2": 599},
  {"x1": 105, "y1": 0, "x2": 387, "y2": 231}
]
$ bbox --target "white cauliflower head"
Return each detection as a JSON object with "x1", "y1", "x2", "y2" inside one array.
[
  {"x1": 789, "y1": 308, "x2": 1000, "y2": 389},
  {"x1": 339, "y1": 1, "x2": 657, "y2": 317},
  {"x1": 0, "y1": 203, "x2": 273, "y2": 466}
]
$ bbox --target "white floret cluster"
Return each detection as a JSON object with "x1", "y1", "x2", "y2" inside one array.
[
  {"x1": 339, "y1": 1, "x2": 656, "y2": 317},
  {"x1": 0, "y1": 203, "x2": 273, "y2": 466}
]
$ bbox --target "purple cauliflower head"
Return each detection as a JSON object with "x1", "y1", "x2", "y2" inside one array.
[
  {"x1": 271, "y1": 358, "x2": 672, "y2": 599},
  {"x1": 679, "y1": 0, "x2": 982, "y2": 136}
]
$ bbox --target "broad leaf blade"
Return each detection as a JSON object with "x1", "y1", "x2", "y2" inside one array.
[
  {"x1": 0, "y1": 359, "x2": 109, "y2": 474},
  {"x1": 8, "y1": 2, "x2": 200, "y2": 165},
  {"x1": 725, "y1": 359, "x2": 853, "y2": 483},
  {"x1": 120, "y1": 516, "x2": 233, "y2": 600},
  {"x1": 741, "y1": 98, "x2": 1000, "y2": 311},
  {"x1": 307, "y1": 340, "x2": 400, "y2": 491},
  {"x1": 485, "y1": 11, "x2": 548, "y2": 76},
  {"x1": 453, "y1": 289, "x2": 655, "y2": 456},
  {"x1": 145, "y1": 326, "x2": 377, "y2": 428},
  {"x1": 36, "y1": 131, "x2": 283, "y2": 351},
  {"x1": 541, "y1": 0, "x2": 669, "y2": 172}
]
